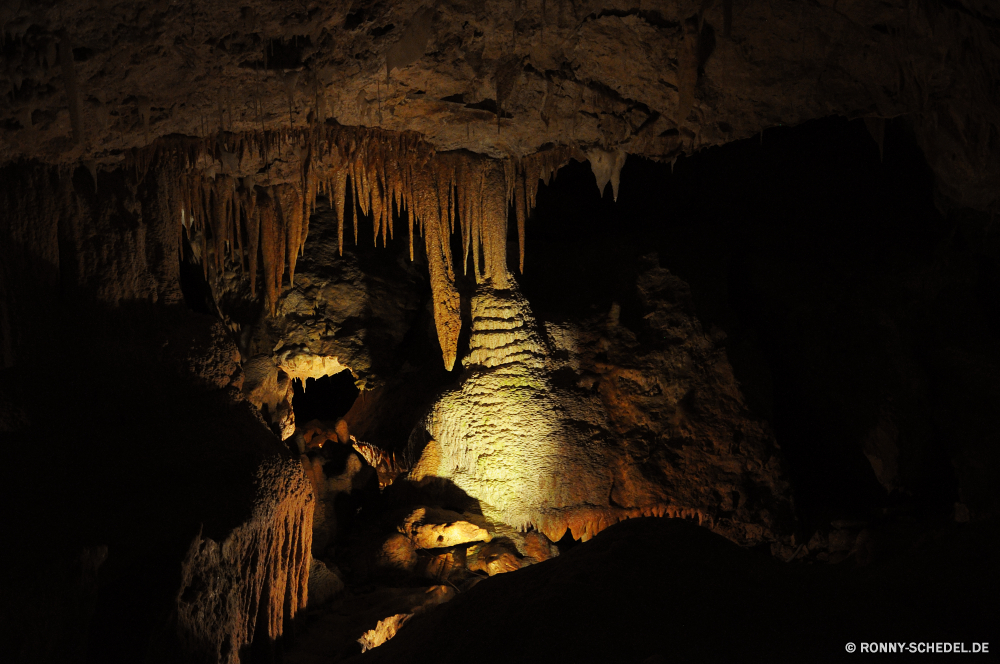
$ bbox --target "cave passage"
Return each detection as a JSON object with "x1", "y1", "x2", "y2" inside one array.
[{"x1": 292, "y1": 370, "x2": 360, "y2": 423}]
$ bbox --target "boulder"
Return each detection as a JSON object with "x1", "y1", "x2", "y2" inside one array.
[
  {"x1": 523, "y1": 531, "x2": 559, "y2": 564},
  {"x1": 415, "y1": 547, "x2": 467, "y2": 583},
  {"x1": 397, "y1": 507, "x2": 492, "y2": 549},
  {"x1": 467, "y1": 540, "x2": 523, "y2": 576},
  {"x1": 359, "y1": 613, "x2": 413, "y2": 653},
  {"x1": 307, "y1": 559, "x2": 345, "y2": 608},
  {"x1": 373, "y1": 533, "x2": 418, "y2": 575}
]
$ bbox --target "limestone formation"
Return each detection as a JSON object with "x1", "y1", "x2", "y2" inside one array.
[
  {"x1": 307, "y1": 559, "x2": 345, "y2": 608},
  {"x1": 409, "y1": 256, "x2": 791, "y2": 546},
  {"x1": 467, "y1": 540, "x2": 525, "y2": 576},
  {"x1": 0, "y1": 1, "x2": 996, "y2": 213},
  {"x1": 356, "y1": 586, "x2": 456, "y2": 653},
  {"x1": 372, "y1": 533, "x2": 419, "y2": 575},
  {"x1": 1, "y1": 1, "x2": 997, "y2": 661},
  {"x1": 173, "y1": 455, "x2": 314, "y2": 663},
  {"x1": 396, "y1": 507, "x2": 493, "y2": 549}
]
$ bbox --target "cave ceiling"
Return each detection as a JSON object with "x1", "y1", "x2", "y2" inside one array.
[{"x1": 1, "y1": 0, "x2": 998, "y2": 210}]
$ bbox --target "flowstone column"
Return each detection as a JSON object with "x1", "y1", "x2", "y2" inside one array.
[{"x1": 409, "y1": 161, "x2": 611, "y2": 540}]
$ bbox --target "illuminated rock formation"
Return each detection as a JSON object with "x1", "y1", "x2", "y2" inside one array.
[
  {"x1": 396, "y1": 507, "x2": 492, "y2": 549},
  {"x1": 173, "y1": 456, "x2": 314, "y2": 663},
  {"x1": 410, "y1": 256, "x2": 791, "y2": 545}
]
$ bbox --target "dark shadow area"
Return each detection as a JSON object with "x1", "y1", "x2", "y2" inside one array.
[
  {"x1": 517, "y1": 115, "x2": 995, "y2": 531},
  {"x1": 351, "y1": 516, "x2": 998, "y2": 664},
  {"x1": 293, "y1": 370, "x2": 360, "y2": 423}
]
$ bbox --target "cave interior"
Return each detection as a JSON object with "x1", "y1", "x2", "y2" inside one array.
[{"x1": 1, "y1": 1, "x2": 998, "y2": 663}]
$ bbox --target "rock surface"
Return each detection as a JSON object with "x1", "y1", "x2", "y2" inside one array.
[
  {"x1": 239, "y1": 203, "x2": 428, "y2": 391},
  {"x1": 408, "y1": 259, "x2": 791, "y2": 546},
  {"x1": 350, "y1": 517, "x2": 998, "y2": 664},
  {"x1": 0, "y1": 159, "x2": 316, "y2": 663},
  {"x1": 396, "y1": 506, "x2": 493, "y2": 549},
  {"x1": 307, "y1": 559, "x2": 345, "y2": 608},
  {"x1": 0, "y1": 1, "x2": 997, "y2": 213}
]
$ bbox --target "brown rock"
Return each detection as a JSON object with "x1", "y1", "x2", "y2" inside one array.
[
  {"x1": 397, "y1": 507, "x2": 492, "y2": 549},
  {"x1": 523, "y1": 531, "x2": 559, "y2": 563},
  {"x1": 415, "y1": 547, "x2": 468, "y2": 583},
  {"x1": 373, "y1": 533, "x2": 418, "y2": 574},
  {"x1": 359, "y1": 613, "x2": 413, "y2": 653},
  {"x1": 173, "y1": 456, "x2": 314, "y2": 663},
  {"x1": 356, "y1": 585, "x2": 456, "y2": 653},
  {"x1": 468, "y1": 540, "x2": 523, "y2": 576},
  {"x1": 307, "y1": 559, "x2": 344, "y2": 608},
  {"x1": 335, "y1": 418, "x2": 351, "y2": 445},
  {"x1": 413, "y1": 266, "x2": 792, "y2": 546}
]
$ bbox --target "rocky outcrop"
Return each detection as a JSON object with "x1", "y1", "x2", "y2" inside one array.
[
  {"x1": 408, "y1": 258, "x2": 791, "y2": 546},
  {"x1": 395, "y1": 507, "x2": 492, "y2": 549},
  {"x1": 0, "y1": 159, "x2": 316, "y2": 663},
  {"x1": 240, "y1": 201, "x2": 428, "y2": 390},
  {"x1": 172, "y1": 456, "x2": 314, "y2": 664},
  {"x1": 356, "y1": 585, "x2": 456, "y2": 653},
  {"x1": 242, "y1": 354, "x2": 296, "y2": 439},
  {"x1": 301, "y1": 447, "x2": 373, "y2": 555},
  {"x1": 307, "y1": 559, "x2": 345, "y2": 608}
]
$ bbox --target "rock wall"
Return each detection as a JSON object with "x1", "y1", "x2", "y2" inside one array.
[
  {"x1": 410, "y1": 258, "x2": 791, "y2": 545},
  {"x1": 172, "y1": 457, "x2": 314, "y2": 664},
  {"x1": 0, "y1": 1, "x2": 997, "y2": 212},
  {"x1": 0, "y1": 159, "x2": 315, "y2": 664}
]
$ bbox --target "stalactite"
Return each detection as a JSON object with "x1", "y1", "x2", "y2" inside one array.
[
  {"x1": 246, "y1": 185, "x2": 260, "y2": 297},
  {"x1": 58, "y1": 31, "x2": 82, "y2": 145},
  {"x1": 677, "y1": 19, "x2": 700, "y2": 125},
  {"x1": 211, "y1": 183, "x2": 226, "y2": 272},
  {"x1": 259, "y1": 188, "x2": 284, "y2": 316},
  {"x1": 333, "y1": 169, "x2": 348, "y2": 256},
  {"x1": 349, "y1": 160, "x2": 360, "y2": 244},
  {"x1": 276, "y1": 184, "x2": 304, "y2": 286},
  {"x1": 135, "y1": 125, "x2": 581, "y2": 369},
  {"x1": 412, "y1": 162, "x2": 461, "y2": 371},
  {"x1": 514, "y1": 163, "x2": 527, "y2": 273},
  {"x1": 406, "y1": 163, "x2": 416, "y2": 261}
]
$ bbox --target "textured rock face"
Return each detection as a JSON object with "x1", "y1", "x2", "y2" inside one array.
[
  {"x1": 0, "y1": 159, "x2": 315, "y2": 663},
  {"x1": 242, "y1": 203, "x2": 428, "y2": 390},
  {"x1": 173, "y1": 457, "x2": 314, "y2": 664},
  {"x1": 396, "y1": 506, "x2": 493, "y2": 549},
  {"x1": 410, "y1": 257, "x2": 791, "y2": 545},
  {"x1": 342, "y1": 517, "x2": 998, "y2": 664},
  {"x1": 0, "y1": 1, "x2": 997, "y2": 212}
]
